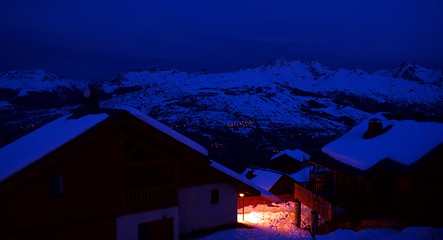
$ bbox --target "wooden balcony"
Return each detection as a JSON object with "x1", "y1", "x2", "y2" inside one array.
[
  {"x1": 123, "y1": 185, "x2": 178, "y2": 212},
  {"x1": 294, "y1": 182, "x2": 347, "y2": 222}
]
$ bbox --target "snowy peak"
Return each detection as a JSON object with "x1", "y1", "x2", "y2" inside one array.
[
  {"x1": 0, "y1": 69, "x2": 88, "y2": 96},
  {"x1": 0, "y1": 70, "x2": 89, "y2": 108},
  {"x1": 103, "y1": 60, "x2": 335, "y2": 95},
  {"x1": 102, "y1": 68, "x2": 189, "y2": 94},
  {"x1": 1, "y1": 60, "x2": 442, "y2": 172},
  {"x1": 0, "y1": 69, "x2": 58, "y2": 81},
  {"x1": 267, "y1": 57, "x2": 292, "y2": 67},
  {"x1": 377, "y1": 62, "x2": 442, "y2": 85},
  {"x1": 102, "y1": 60, "x2": 443, "y2": 120}
]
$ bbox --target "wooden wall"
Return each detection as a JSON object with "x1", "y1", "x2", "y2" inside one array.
[
  {"x1": 410, "y1": 146, "x2": 443, "y2": 226},
  {"x1": 0, "y1": 111, "x2": 240, "y2": 239},
  {"x1": 0, "y1": 119, "x2": 120, "y2": 239}
]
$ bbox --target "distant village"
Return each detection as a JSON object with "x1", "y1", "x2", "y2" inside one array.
[{"x1": 0, "y1": 93, "x2": 442, "y2": 240}]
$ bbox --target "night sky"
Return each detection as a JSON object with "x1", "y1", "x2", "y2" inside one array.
[{"x1": 1, "y1": 0, "x2": 442, "y2": 82}]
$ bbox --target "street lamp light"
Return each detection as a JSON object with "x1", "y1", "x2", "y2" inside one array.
[{"x1": 239, "y1": 193, "x2": 245, "y2": 222}]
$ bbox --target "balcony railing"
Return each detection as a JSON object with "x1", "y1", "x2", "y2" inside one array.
[
  {"x1": 294, "y1": 182, "x2": 347, "y2": 222},
  {"x1": 124, "y1": 185, "x2": 178, "y2": 212}
]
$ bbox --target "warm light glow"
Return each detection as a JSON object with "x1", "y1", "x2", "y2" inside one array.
[
  {"x1": 239, "y1": 193, "x2": 245, "y2": 197},
  {"x1": 237, "y1": 213, "x2": 261, "y2": 224},
  {"x1": 237, "y1": 202, "x2": 322, "y2": 230}
]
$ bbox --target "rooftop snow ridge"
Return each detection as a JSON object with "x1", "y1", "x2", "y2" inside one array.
[
  {"x1": 0, "y1": 113, "x2": 109, "y2": 182},
  {"x1": 209, "y1": 160, "x2": 262, "y2": 193},
  {"x1": 322, "y1": 113, "x2": 443, "y2": 170},
  {"x1": 271, "y1": 149, "x2": 310, "y2": 161},
  {"x1": 0, "y1": 106, "x2": 210, "y2": 182},
  {"x1": 241, "y1": 167, "x2": 283, "y2": 192}
]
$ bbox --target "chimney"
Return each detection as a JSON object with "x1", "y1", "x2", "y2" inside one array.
[
  {"x1": 363, "y1": 118, "x2": 383, "y2": 139},
  {"x1": 245, "y1": 170, "x2": 256, "y2": 180}
]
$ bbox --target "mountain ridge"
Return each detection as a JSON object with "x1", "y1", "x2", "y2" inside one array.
[{"x1": 0, "y1": 60, "x2": 442, "y2": 171}]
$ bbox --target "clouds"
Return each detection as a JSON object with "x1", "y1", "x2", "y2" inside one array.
[{"x1": 0, "y1": 0, "x2": 442, "y2": 82}]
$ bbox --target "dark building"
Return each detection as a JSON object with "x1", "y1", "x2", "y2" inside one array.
[
  {"x1": 0, "y1": 107, "x2": 259, "y2": 240},
  {"x1": 295, "y1": 113, "x2": 443, "y2": 229},
  {"x1": 270, "y1": 149, "x2": 310, "y2": 173}
]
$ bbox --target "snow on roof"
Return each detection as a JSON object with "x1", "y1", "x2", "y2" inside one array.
[
  {"x1": 290, "y1": 166, "x2": 313, "y2": 183},
  {"x1": 0, "y1": 107, "x2": 208, "y2": 183},
  {"x1": 241, "y1": 168, "x2": 282, "y2": 191},
  {"x1": 120, "y1": 106, "x2": 208, "y2": 156},
  {"x1": 209, "y1": 160, "x2": 261, "y2": 193},
  {"x1": 322, "y1": 113, "x2": 443, "y2": 170},
  {"x1": 0, "y1": 113, "x2": 109, "y2": 182},
  {"x1": 271, "y1": 149, "x2": 310, "y2": 161}
]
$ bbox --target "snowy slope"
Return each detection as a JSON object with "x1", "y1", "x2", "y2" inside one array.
[
  {"x1": 101, "y1": 59, "x2": 442, "y2": 139},
  {"x1": 1, "y1": 60, "x2": 441, "y2": 171},
  {"x1": 103, "y1": 60, "x2": 442, "y2": 105},
  {"x1": 0, "y1": 70, "x2": 90, "y2": 147},
  {"x1": 197, "y1": 202, "x2": 443, "y2": 240},
  {"x1": 0, "y1": 70, "x2": 88, "y2": 108},
  {"x1": 0, "y1": 70, "x2": 87, "y2": 96},
  {"x1": 376, "y1": 62, "x2": 443, "y2": 85}
]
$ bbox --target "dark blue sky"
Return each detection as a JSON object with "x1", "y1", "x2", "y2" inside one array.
[{"x1": 1, "y1": 0, "x2": 442, "y2": 82}]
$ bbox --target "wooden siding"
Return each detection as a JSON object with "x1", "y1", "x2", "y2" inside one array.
[
  {"x1": 294, "y1": 182, "x2": 347, "y2": 222},
  {"x1": 123, "y1": 185, "x2": 178, "y2": 212},
  {"x1": 0, "y1": 118, "x2": 120, "y2": 239},
  {"x1": 0, "y1": 111, "x2": 194, "y2": 239},
  {"x1": 270, "y1": 155, "x2": 302, "y2": 173},
  {"x1": 269, "y1": 175, "x2": 296, "y2": 195},
  {"x1": 410, "y1": 145, "x2": 443, "y2": 226},
  {"x1": 0, "y1": 110, "x2": 252, "y2": 239}
]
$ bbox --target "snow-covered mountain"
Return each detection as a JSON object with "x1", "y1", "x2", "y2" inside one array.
[
  {"x1": 103, "y1": 60, "x2": 442, "y2": 111},
  {"x1": 376, "y1": 62, "x2": 443, "y2": 85},
  {"x1": 0, "y1": 61, "x2": 442, "y2": 171},
  {"x1": 0, "y1": 70, "x2": 88, "y2": 148},
  {"x1": 0, "y1": 69, "x2": 88, "y2": 109},
  {"x1": 96, "y1": 59, "x2": 442, "y2": 170},
  {"x1": 100, "y1": 59, "x2": 442, "y2": 134}
]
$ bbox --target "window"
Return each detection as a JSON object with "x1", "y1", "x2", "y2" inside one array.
[
  {"x1": 48, "y1": 175, "x2": 64, "y2": 197},
  {"x1": 211, "y1": 189, "x2": 219, "y2": 205}
]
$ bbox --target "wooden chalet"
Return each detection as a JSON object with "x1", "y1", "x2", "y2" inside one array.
[
  {"x1": 242, "y1": 167, "x2": 295, "y2": 196},
  {"x1": 270, "y1": 149, "x2": 310, "y2": 173},
  {"x1": 0, "y1": 107, "x2": 259, "y2": 240},
  {"x1": 294, "y1": 113, "x2": 443, "y2": 229}
]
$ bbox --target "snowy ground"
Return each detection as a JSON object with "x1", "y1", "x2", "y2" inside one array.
[{"x1": 195, "y1": 202, "x2": 443, "y2": 240}]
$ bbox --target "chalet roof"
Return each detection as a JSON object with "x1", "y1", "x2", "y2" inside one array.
[
  {"x1": 209, "y1": 160, "x2": 261, "y2": 196},
  {"x1": 290, "y1": 166, "x2": 313, "y2": 183},
  {"x1": 322, "y1": 113, "x2": 443, "y2": 171},
  {"x1": 270, "y1": 149, "x2": 310, "y2": 162},
  {"x1": 0, "y1": 106, "x2": 208, "y2": 182},
  {"x1": 119, "y1": 106, "x2": 208, "y2": 156},
  {"x1": 0, "y1": 113, "x2": 109, "y2": 182},
  {"x1": 241, "y1": 168, "x2": 282, "y2": 192}
]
